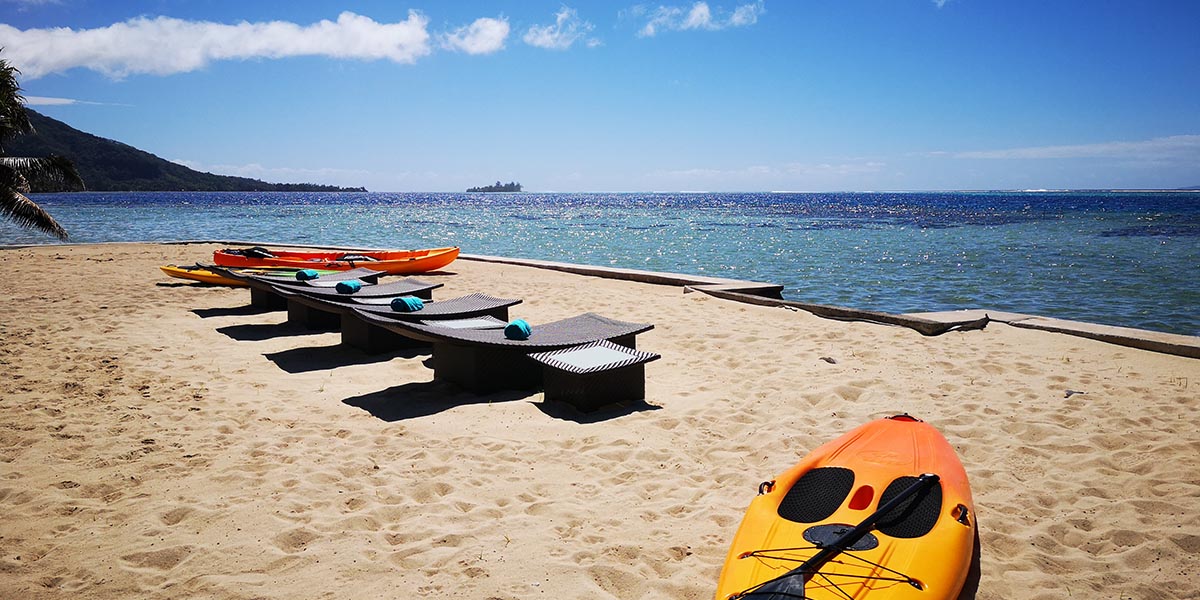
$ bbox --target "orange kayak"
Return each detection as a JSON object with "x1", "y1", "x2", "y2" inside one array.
[
  {"x1": 715, "y1": 415, "x2": 975, "y2": 600},
  {"x1": 212, "y1": 246, "x2": 459, "y2": 275}
]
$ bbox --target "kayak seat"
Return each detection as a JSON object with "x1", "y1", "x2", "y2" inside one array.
[
  {"x1": 777, "y1": 466, "x2": 855, "y2": 524},
  {"x1": 876, "y1": 476, "x2": 943, "y2": 539},
  {"x1": 225, "y1": 246, "x2": 275, "y2": 259}
]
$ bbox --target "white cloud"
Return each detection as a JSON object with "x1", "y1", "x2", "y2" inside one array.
[
  {"x1": 636, "y1": 1, "x2": 764, "y2": 37},
  {"x1": 523, "y1": 7, "x2": 598, "y2": 50},
  {"x1": 22, "y1": 95, "x2": 127, "y2": 106},
  {"x1": 954, "y1": 135, "x2": 1200, "y2": 161},
  {"x1": 729, "y1": 2, "x2": 764, "y2": 26},
  {"x1": 0, "y1": 11, "x2": 433, "y2": 79},
  {"x1": 785, "y1": 161, "x2": 886, "y2": 176},
  {"x1": 23, "y1": 95, "x2": 79, "y2": 105},
  {"x1": 932, "y1": 0, "x2": 951, "y2": 8},
  {"x1": 1, "y1": 0, "x2": 63, "y2": 7},
  {"x1": 651, "y1": 160, "x2": 884, "y2": 181},
  {"x1": 440, "y1": 17, "x2": 510, "y2": 55}
]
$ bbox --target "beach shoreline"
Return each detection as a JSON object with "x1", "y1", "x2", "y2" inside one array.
[{"x1": 1, "y1": 242, "x2": 1197, "y2": 599}]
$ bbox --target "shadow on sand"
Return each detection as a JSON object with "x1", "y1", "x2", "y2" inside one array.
[
  {"x1": 956, "y1": 526, "x2": 982, "y2": 600},
  {"x1": 344, "y1": 380, "x2": 661, "y2": 423},
  {"x1": 265, "y1": 343, "x2": 426, "y2": 374},
  {"x1": 215, "y1": 321, "x2": 329, "y2": 342},
  {"x1": 534, "y1": 398, "x2": 661, "y2": 423},
  {"x1": 193, "y1": 305, "x2": 275, "y2": 318},
  {"x1": 342, "y1": 381, "x2": 530, "y2": 421}
]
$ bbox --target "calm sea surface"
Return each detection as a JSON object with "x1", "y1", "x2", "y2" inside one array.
[{"x1": 4, "y1": 191, "x2": 1198, "y2": 336}]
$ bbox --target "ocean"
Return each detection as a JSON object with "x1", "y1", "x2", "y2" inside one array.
[{"x1": 3, "y1": 191, "x2": 1198, "y2": 336}]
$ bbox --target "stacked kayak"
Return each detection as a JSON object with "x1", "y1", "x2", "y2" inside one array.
[
  {"x1": 715, "y1": 414, "x2": 975, "y2": 600},
  {"x1": 159, "y1": 264, "x2": 347, "y2": 287},
  {"x1": 160, "y1": 264, "x2": 247, "y2": 286},
  {"x1": 212, "y1": 246, "x2": 459, "y2": 275}
]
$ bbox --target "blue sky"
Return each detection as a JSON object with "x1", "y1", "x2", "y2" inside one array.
[{"x1": 2, "y1": 0, "x2": 1198, "y2": 192}]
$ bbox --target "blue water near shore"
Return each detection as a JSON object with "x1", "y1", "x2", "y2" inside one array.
[{"x1": 3, "y1": 191, "x2": 1198, "y2": 336}]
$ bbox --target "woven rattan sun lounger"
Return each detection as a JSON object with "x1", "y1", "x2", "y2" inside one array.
[
  {"x1": 351, "y1": 309, "x2": 654, "y2": 392},
  {"x1": 251, "y1": 275, "x2": 440, "y2": 311},
  {"x1": 276, "y1": 290, "x2": 522, "y2": 353},
  {"x1": 528, "y1": 340, "x2": 661, "y2": 411},
  {"x1": 207, "y1": 265, "x2": 388, "y2": 309}
]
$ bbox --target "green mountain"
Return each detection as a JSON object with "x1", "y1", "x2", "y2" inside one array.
[{"x1": 6, "y1": 110, "x2": 366, "y2": 192}]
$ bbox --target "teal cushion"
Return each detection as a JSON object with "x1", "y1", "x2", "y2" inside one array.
[
  {"x1": 504, "y1": 319, "x2": 532, "y2": 340},
  {"x1": 335, "y1": 280, "x2": 363, "y2": 294},
  {"x1": 296, "y1": 269, "x2": 320, "y2": 281},
  {"x1": 390, "y1": 296, "x2": 425, "y2": 312}
]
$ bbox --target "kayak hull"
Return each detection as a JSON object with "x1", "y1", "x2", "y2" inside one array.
[
  {"x1": 160, "y1": 265, "x2": 248, "y2": 287},
  {"x1": 212, "y1": 246, "x2": 460, "y2": 275},
  {"x1": 715, "y1": 415, "x2": 975, "y2": 600}
]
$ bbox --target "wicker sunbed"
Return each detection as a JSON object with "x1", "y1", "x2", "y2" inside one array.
[
  {"x1": 277, "y1": 290, "x2": 522, "y2": 353},
  {"x1": 207, "y1": 265, "x2": 389, "y2": 309},
  {"x1": 251, "y1": 274, "x2": 440, "y2": 310},
  {"x1": 351, "y1": 309, "x2": 654, "y2": 392},
  {"x1": 528, "y1": 340, "x2": 661, "y2": 411}
]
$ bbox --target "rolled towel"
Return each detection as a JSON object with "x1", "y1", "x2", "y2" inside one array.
[
  {"x1": 389, "y1": 296, "x2": 425, "y2": 312},
  {"x1": 335, "y1": 280, "x2": 363, "y2": 294},
  {"x1": 296, "y1": 269, "x2": 320, "y2": 281},
  {"x1": 504, "y1": 319, "x2": 532, "y2": 340}
]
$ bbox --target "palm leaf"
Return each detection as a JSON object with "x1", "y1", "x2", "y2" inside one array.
[
  {"x1": 0, "y1": 163, "x2": 69, "y2": 240},
  {"x1": 0, "y1": 52, "x2": 34, "y2": 149},
  {"x1": 0, "y1": 155, "x2": 85, "y2": 190}
]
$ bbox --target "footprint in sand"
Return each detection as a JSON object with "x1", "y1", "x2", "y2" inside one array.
[
  {"x1": 120, "y1": 545, "x2": 194, "y2": 571},
  {"x1": 273, "y1": 527, "x2": 322, "y2": 554},
  {"x1": 159, "y1": 507, "x2": 194, "y2": 526}
]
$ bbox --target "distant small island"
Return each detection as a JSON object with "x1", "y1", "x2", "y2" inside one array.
[{"x1": 467, "y1": 181, "x2": 522, "y2": 193}]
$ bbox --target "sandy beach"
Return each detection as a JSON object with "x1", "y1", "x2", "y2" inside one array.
[{"x1": 1, "y1": 242, "x2": 1197, "y2": 600}]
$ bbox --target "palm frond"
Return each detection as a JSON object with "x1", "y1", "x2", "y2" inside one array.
[
  {"x1": 0, "y1": 51, "x2": 34, "y2": 149},
  {"x1": 0, "y1": 155, "x2": 85, "y2": 190},
  {"x1": 0, "y1": 164, "x2": 69, "y2": 240}
]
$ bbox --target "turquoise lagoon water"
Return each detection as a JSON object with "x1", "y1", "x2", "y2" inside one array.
[{"x1": 3, "y1": 191, "x2": 1198, "y2": 336}]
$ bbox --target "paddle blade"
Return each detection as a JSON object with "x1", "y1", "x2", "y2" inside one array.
[{"x1": 738, "y1": 575, "x2": 807, "y2": 599}]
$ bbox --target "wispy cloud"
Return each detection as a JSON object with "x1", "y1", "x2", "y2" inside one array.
[
  {"x1": 784, "y1": 161, "x2": 886, "y2": 176},
  {"x1": 440, "y1": 17, "x2": 510, "y2": 55},
  {"x1": 523, "y1": 7, "x2": 599, "y2": 50},
  {"x1": 954, "y1": 135, "x2": 1200, "y2": 161},
  {"x1": 0, "y1": 0, "x2": 63, "y2": 7},
  {"x1": 652, "y1": 160, "x2": 885, "y2": 181},
  {"x1": 631, "y1": 1, "x2": 765, "y2": 38},
  {"x1": 23, "y1": 95, "x2": 127, "y2": 106},
  {"x1": 932, "y1": 0, "x2": 951, "y2": 8},
  {"x1": 0, "y1": 11, "x2": 433, "y2": 79}
]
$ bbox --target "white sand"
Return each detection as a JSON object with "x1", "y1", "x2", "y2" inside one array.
[{"x1": 1, "y1": 242, "x2": 1196, "y2": 599}]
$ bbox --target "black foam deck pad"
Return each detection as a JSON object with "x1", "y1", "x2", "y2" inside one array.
[
  {"x1": 777, "y1": 467, "x2": 855, "y2": 524},
  {"x1": 876, "y1": 476, "x2": 943, "y2": 539}
]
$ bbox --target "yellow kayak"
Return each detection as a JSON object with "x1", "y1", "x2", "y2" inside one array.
[
  {"x1": 715, "y1": 415, "x2": 976, "y2": 600},
  {"x1": 160, "y1": 264, "x2": 248, "y2": 286}
]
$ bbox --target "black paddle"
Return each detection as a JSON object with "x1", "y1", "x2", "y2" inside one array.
[{"x1": 734, "y1": 473, "x2": 941, "y2": 599}]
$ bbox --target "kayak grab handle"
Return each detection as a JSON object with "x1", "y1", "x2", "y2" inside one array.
[
  {"x1": 953, "y1": 503, "x2": 971, "y2": 526},
  {"x1": 758, "y1": 480, "x2": 775, "y2": 495}
]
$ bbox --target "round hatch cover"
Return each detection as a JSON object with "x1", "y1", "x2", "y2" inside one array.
[{"x1": 802, "y1": 524, "x2": 880, "y2": 551}]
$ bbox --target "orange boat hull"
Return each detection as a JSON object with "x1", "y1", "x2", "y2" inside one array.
[
  {"x1": 212, "y1": 246, "x2": 459, "y2": 275},
  {"x1": 715, "y1": 415, "x2": 975, "y2": 600}
]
